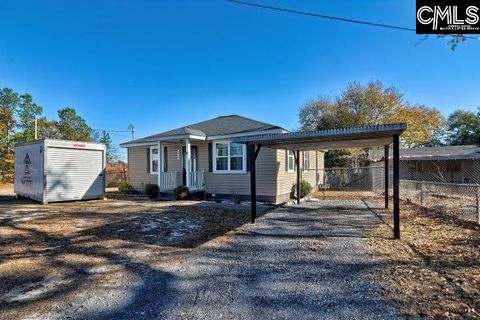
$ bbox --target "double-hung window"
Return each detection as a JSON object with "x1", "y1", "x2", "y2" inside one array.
[
  {"x1": 214, "y1": 141, "x2": 246, "y2": 173},
  {"x1": 303, "y1": 151, "x2": 309, "y2": 172},
  {"x1": 150, "y1": 146, "x2": 167, "y2": 173},
  {"x1": 150, "y1": 147, "x2": 159, "y2": 173},
  {"x1": 287, "y1": 150, "x2": 295, "y2": 173}
]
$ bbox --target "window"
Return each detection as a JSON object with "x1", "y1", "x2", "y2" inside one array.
[
  {"x1": 287, "y1": 150, "x2": 295, "y2": 173},
  {"x1": 150, "y1": 147, "x2": 159, "y2": 173},
  {"x1": 303, "y1": 151, "x2": 309, "y2": 172},
  {"x1": 150, "y1": 146, "x2": 167, "y2": 174},
  {"x1": 214, "y1": 141, "x2": 246, "y2": 173}
]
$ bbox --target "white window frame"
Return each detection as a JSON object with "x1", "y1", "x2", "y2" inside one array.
[
  {"x1": 287, "y1": 150, "x2": 295, "y2": 173},
  {"x1": 213, "y1": 141, "x2": 247, "y2": 174},
  {"x1": 303, "y1": 151, "x2": 309, "y2": 172},
  {"x1": 150, "y1": 146, "x2": 159, "y2": 174},
  {"x1": 150, "y1": 146, "x2": 167, "y2": 174}
]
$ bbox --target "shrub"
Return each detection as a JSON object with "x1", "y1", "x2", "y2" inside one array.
[
  {"x1": 144, "y1": 184, "x2": 159, "y2": 199},
  {"x1": 174, "y1": 186, "x2": 190, "y2": 200},
  {"x1": 118, "y1": 182, "x2": 135, "y2": 194},
  {"x1": 291, "y1": 179, "x2": 313, "y2": 199}
]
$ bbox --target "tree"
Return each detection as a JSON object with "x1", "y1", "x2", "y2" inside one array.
[
  {"x1": 299, "y1": 97, "x2": 341, "y2": 131},
  {"x1": 385, "y1": 104, "x2": 445, "y2": 148},
  {"x1": 299, "y1": 82, "x2": 404, "y2": 131},
  {"x1": 335, "y1": 81, "x2": 402, "y2": 126},
  {"x1": 445, "y1": 109, "x2": 480, "y2": 146},
  {"x1": 16, "y1": 93, "x2": 43, "y2": 141},
  {"x1": 98, "y1": 130, "x2": 118, "y2": 162},
  {"x1": 37, "y1": 117, "x2": 61, "y2": 139},
  {"x1": 0, "y1": 88, "x2": 20, "y2": 182},
  {"x1": 56, "y1": 107, "x2": 92, "y2": 141},
  {"x1": 298, "y1": 81, "x2": 445, "y2": 167}
]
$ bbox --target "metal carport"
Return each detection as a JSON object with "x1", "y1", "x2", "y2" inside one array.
[{"x1": 232, "y1": 123, "x2": 407, "y2": 239}]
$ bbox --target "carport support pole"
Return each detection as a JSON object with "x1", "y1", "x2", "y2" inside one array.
[
  {"x1": 249, "y1": 144, "x2": 257, "y2": 223},
  {"x1": 296, "y1": 150, "x2": 300, "y2": 204},
  {"x1": 393, "y1": 134, "x2": 400, "y2": 239},
  {"x1": 384, "y1": 145, "x2": 389, "y2": 209}
]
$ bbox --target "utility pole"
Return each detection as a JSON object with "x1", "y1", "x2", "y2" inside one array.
[
  {"x1": 34, "y1": 116, "x2": 38, "y2": 140},
  {"x1": 128, "y1": 124, "x2": 135, "y2": 140}
]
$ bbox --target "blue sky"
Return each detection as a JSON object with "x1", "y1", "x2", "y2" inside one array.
[{"x1": 1, "y1": 0, "x2": 479, "y2": 160}]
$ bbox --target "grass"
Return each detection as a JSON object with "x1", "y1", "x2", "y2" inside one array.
[{"x1": 368, "y1": 201, "x2": 480, "y2": 319}]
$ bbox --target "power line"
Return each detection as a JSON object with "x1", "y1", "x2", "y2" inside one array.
[
  {"x1": 226, "y1": 0, "x2": 480, "y2": 40},
  {"x1": 227, "y1": 0, "x2": 414, "y2": 32},
  {"x1": 92, "y1": 124, "x2": 135, "y2": 140}
]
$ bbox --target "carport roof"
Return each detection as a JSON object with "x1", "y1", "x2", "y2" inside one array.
[{"x1": 231, "y1": 123, "x2": 407, "y2": 150}]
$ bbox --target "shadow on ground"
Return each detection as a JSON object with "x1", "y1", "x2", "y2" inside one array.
[{"x1": 0, "y1": 199, "x2": 267, "y2": 319}]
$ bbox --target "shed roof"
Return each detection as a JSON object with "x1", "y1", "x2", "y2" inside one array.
[
  {"x1": 231, "y1": 123, "x2": 407, "y2": 150},
  {"x1": 370, "y1": 144, "x2": 480, "y2": 161}
]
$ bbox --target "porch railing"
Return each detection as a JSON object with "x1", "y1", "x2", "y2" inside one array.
[
  {"x1": 159, "y1": 171, "x2": 177, "y2": 191},
  {"x1": 188, "y1": 170, "x2": 205, "y2": 191}
]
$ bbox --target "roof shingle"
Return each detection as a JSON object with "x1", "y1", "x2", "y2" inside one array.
[{"x1": 121, "y1": 115, "x2": 284, "y2": 146}]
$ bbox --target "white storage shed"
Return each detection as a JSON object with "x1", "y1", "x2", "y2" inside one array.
[{"x1": 14, "y1": 139, "x2": 106, "y2": 203}]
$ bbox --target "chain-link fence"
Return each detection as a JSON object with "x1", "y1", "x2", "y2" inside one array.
[
  {"x1": 318, "y1": 158, "x2": 480, "y2": 224},
  {"x1": 319, "y1": 167, "x2": 375, "y2": 191},
  {"x1": 400, "y1": 180, "x2": 480, "y2": 223}
]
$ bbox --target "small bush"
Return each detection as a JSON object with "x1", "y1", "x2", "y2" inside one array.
[
  {"x1": 118, "y1": 182, "x2": 135, "y2": 194},
  {"x1": 145, "y1": 184, "x2": 159, "y2": 199},
  {"x1": 291, "y1": 179, "x2": 313, "y2": 199},
  {"x1": 174, "y1": 186, "x2": 190, "y2": 200}
]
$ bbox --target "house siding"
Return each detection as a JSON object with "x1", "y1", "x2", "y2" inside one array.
[
  {"x1": 163, "y1": 142, "x2": 183, "y2": 186},
  {"x1": 197, "y1": 141, "x2": 278, "y2": 199},
  {"x1": 276, "y1": 150, "x2": 324, "y2": 202},
  {"x1": 127, "y1": 146, "x2": 157, "y2": 190},
  {"x1": 127, "y1": 143, "x2": 324, "y2": 203}
]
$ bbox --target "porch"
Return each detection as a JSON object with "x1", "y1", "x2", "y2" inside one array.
[
  {"x1": 152, "y1": 137, "x2": 206, "y2": 192},
  {"x1": 157, "y1": 170, "x2": 205, "y2": 192}
]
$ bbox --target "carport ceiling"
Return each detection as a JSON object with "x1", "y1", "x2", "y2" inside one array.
[{"x1": 232, "y1": 123, "x2": 407, "y2": 150}]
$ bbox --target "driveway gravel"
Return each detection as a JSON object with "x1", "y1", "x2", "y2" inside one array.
[
  {"x1": 100, "y1": 199, "x2": 404, "y2": 319},
  {"x1": 1, "y1": 198, "x2": 404, "y2": 319}
]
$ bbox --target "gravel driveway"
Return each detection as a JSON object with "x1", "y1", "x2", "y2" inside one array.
[{"x1": 92, "y1": 199, "x2": 403, "y2": 320}]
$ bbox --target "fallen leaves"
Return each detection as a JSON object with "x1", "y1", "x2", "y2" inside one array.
[{"x1": 368, "y1": 201, "x2": 480, "y2": 319}]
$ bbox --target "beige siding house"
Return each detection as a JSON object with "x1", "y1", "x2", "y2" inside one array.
[{"x1": 121, "y1": 115, "x2": 325, "y2": 203}]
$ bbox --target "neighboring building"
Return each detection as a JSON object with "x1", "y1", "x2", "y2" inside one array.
[
  {"x1": 120, "y1": 115, "x2": 325, "y2": 203},
  {"x1": 369, "y1": 145, "x2": 480, "y2": 184}
]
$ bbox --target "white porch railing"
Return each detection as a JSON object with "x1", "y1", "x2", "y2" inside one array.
[
  {"x1": 188, "y1": 170, "x2": 205, "y2": 191},
  {"x1": 159, "y1": 171, "x2": 177, "y2": 191}
]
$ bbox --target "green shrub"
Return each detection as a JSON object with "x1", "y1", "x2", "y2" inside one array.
[
  {"x1": 291, "y1": 179, "x2": 313, "y2": 199},
  {"x1": 174, "y1": 186, "x2": 190, "y2": 200},
  {"x1": 145, "y1": 184, "x2": 159, "y2": 199},
  {"x1": 118, "y1": 182, "x2": 135, "y2": 194}
]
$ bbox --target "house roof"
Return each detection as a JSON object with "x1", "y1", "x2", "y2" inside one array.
[
  {"x1": 232, "y1": 123, "x2": 407, "y2": 150},
  {"x1": 120, "y1": 115, "x2": 285, "y2": 147},
  {"x1": 369, "y1": 144, "x2": 480, "y2": 161}
]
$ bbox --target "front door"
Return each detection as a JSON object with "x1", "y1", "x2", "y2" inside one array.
[{"x1": 182, "y1": 146, "x2": 198, "y2": 186}]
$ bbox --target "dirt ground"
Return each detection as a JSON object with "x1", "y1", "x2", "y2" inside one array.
[
  {"x1": 311, "y1": 189, "x2": 384, "y2": 200},
  {"x1": 368, "y1": 200, "x2": 480, "y2": 319},
  {"x1": 0, "y1": 183, "x2": 14, "y2": 198},
  {"x1": 0, "y1": 198, "x2": 260, "y2": 319}
]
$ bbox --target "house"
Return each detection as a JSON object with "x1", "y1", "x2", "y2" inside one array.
[
  {"x1": 369, "y1": 145, "x2": 480, "y2": 184},
  {"x1": 120, "y1": 115, "x2": 325, "y2": 203}
]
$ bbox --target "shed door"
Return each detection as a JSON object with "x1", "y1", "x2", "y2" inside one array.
[{"x1": 46, "y1": 147, "x2": 104, "y2": 202}]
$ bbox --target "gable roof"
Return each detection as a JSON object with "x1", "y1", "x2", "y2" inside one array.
[
  {"x1": 120, "y1": 115, "x2": 285, "y2": 147},
  {"x1": 369, "y1": 145, "x2": 480, "y2": 161}
]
